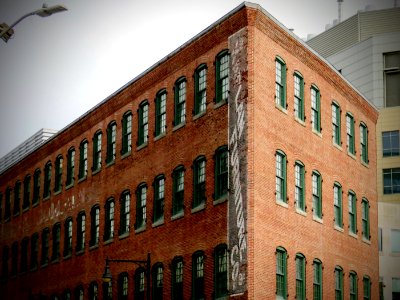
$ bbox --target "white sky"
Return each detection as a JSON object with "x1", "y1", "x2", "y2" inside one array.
[{"x1": 0, "y1": 0, "x2": 396, "y2": 158}]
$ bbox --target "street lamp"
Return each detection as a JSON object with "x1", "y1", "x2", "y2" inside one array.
[
  {"x1": 0, "y1": 4, "x2": 67, "y2": 42},
  {"x1": 102, "y1": 253, "x2": 151, "y2": 299}
]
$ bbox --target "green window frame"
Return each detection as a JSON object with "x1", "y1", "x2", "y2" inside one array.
[
  {"x1": 20, "y1": 237, "x2": 29, "y2": 273},
  {"x1": 294, "y1": 72, "x2": 304, "y2": 121},
  {"x1": 363, "y1": 276, "x2": 371, "y2": 300},
  {"x1": 13, "y1": 181, "x2": 21, "y2": 216},
  {"x1": 51, "y1": 222, "x2": 61, "y2": 262},
  {"x1": 78, "y1": 140, "x2": 88, "y2": 179},
  {"x1": 362, "y1": 198, "x2": 370, "y2": 240},
  {"x1": 32, "y1": 169, "x2": 41, "y2": 206},
  {"x1": 172, "y1": 166, "x2": 185, "y2": 216},
  {"x1": 138, "y1": 102, "x2": 149, "y2": 146},
  {"x1": 275, "y1": 56, "x2": 286, "y2": 108},
  {"x1": 155, "y1": 89, "x2": 167, "y2": 137},
  {"x1": 30, "y1": 233, "x2": 39, "y2": 270},
  {"x1": 136, "y1": 185, "x2": 147, "y2": 230},
  {"x1": 313, "y1": 259, "x2": 322, "y2": 300},
  {"x1": 276, "y1": 150, "x2": 287, "y2": 203},
  {"x1": 63, "y1": 217, "x2": 73, "y2": 257},
  {"x1": 54, "y1": 155, "x2": 63, "y2": 193},
  {"x1": 135, "y1": 268, "x2": 146, "y2": 300},
  {"x1": 295, "y1": 161, "x2": 305, "y2": 211},
  {"x1": 5, "y1": 186, "x2": 11, "y2": 221},
  {"x1": 172, "y1": 257, "x2": 184, "y2": 300},
  {"x1": 43, "y1": 162, "x2": 52, "y2": 199},
  {"x1": 311, "y1": 85, "x2": 321, "y2": 132},
  {"x1": 382, "y1": 130, "x2": 400, "y2": 157},
  {"x1": 276, "y1": 247, "x2": 287, "y2": 299},
  {"x1": 121, "y1": 111, "x2": 132, "y2": 155},
  {"x1": 92, "y1": 131, "x2": 102, "y2": 172},
  {"x1": 120, "y1": 190, "x2": 131, "y2": 235},
  {"x1": 23, "y1": 174, "x2": 31, "y2": 210},
  {"x1": 193, "y1": 156, "x2": 206, "y2": 209},
  {"x1": 350, "y1": 271, "x2": 358, "y2": 300},
  {"x1": 215, "y1": 146, "x2": 228, "y2": 200},
  {"x1": 383, "y1": 168, "x2": 400, "y2": 194},
  {"x1": 153, "y1": 175, "x2": 165, "y2": 223},
  {"x1": 335, "y1": 266, "x2": 344, "y2": 300},
  {"x1": 66, "y1": 148, "x2": 75, "y2": 186},
  {"x1": 360, "y1": 123, "x2": 368, "y2": 163},
  {"x1": 346, "y1": 113, "x2": 355, "y2": 155},
  {"x1": 348, "y1": 191, "x2": 357, "y2": 234},
  {"x1": 332, "y1": 102, "x2": 341, "y2": 145},
  {"x1": 215, "y1": 244, "x2": 228, "y2": 298},
  {"x1": 76, "y1": 211, "x2": 85, "y2": 252},
  {"x1": 104, "y1": 198, "x2": 115, "y2": 241},
  {"x1": 334, "y1": 182, "x2": 343, "y2": 228},
  {"x1": 296, "y1": 253, "x2": 306, "y2": 300},
  {"x1": 192, "y1": 251, "x2": 205, "y2": 300},
  {"x1": 194, "y1": 64, "x2": 207, "y2": 115},
  {"x1": 89, "y1": 205, "x2": 100, "y2": 247},
  {"x1": 152, "y1": 263, "x2": 163, "y2": 300},
  {"x1": 41, "y1": 227, "x2": 49, "y2": 266},
  {"x1": 174, "y1": 77, "x2": 186, "y2": 126},
  {"x1": 106, "y1": 122, "x2": 116, "y2": 164},
  {"x1": 216, "y1": 50, "x2": 229, "y2": 104}
]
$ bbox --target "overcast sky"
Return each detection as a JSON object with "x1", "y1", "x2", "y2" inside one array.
[{"x1": 0, "y1": 0, "x2": 396, "y2": 158}]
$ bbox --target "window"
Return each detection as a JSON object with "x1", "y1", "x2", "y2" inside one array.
[
  {"x1": 13, "y1": 181, "x2": 21, "y2": 216},
  {"x1": 379, "y1": 227, "x2": 383, "y2": 251},
  {"x1": 275, "y1": 57, "x2": 286, "y2": 108},
  {"x1": 54, "y1": 155, "x2": 63, "y2": 192},
  {"x1": 1, "y1": 246, "x2": 9, "y2": 281},
  {"x1": 23, "y1": 175, "x2": 31, "y2": 210},
  {"x1": 215, "y1": 146, "x2": 228, "y2": 200},
  {"x1": 360, "y1": 123, "x2": 368, "y2": 163},
  {"x1": 152, "y1": 263, "x2": 163, "y2": 300},
  {"x1": 122, "y1": 111, "x2": 132, "y2": 154},
  {"x1": 89, "y1": 281, "x2": 98, "y2": 300},
  {"x1": 135, "y1": 185, "x2": 146, "y2": 230},
  {"x1": 103, "y1": 281, "x2": 112, "y2": 300},
  {"x1": 76, "y1": 212, "x2": 86, "y2": 252},
  {"x1": 66, "y1": 148, "x2": 75, "y2": 186},
  {"x1": 383, "y1": 130, "x2": 400, "y2": 157},
  {"x1": 155, "y1": 89, "x2": 167, "y2": 137},
  {"x1": 194, "y1": 64, "x2": 207, "y2": 115},
  {"x1": 153, "y1": 175, "x2": 165, "y2": 223},
  {"x1": 41, "y1": 227, "x2": 49, "y2": 266},
  {"x1": 384, "y1": 51, "x2": 400, "y2": 107},
  {"x1": 216, "y1": 50, "x2": 229, "y2": 104},
  {"x1": 311, "y1": 85, "x2": 321, "y2": 133},
  {"x1": 172, "y1": 166, "x2": 185, "y2": 216},
  {"x1": 75, "y1": 286, "x2": 84, "y2": 300},
  {"x1": 78, "y1": 140, "x2": 88, "y2": 179},
  {"x1": 138, "y1": 101, "x2": 149, "y2": 146},
  {"x1": 192, "y1": 251, "x2": 205, "y2": 300},
  {"x1": 295, "y1": 161, "x2": 305, "y2": 211},
  {"x1": 276, "y1": 247, "x2": 287, "y2": 299},
  {"x1": 335, "y1": 266, "x2": 344, "y2": 300},
  {"x1": 106, "y1": 122, "x2": 117, "y2": 164},
  {"x1": 118, "y1": 272, "x2": 129, "y2": 300},
  {"x1": 215, "y1": 244, "x2": 228, "y2": 298},
  {"x1": 120, "y1": 190, "x2": 131, "y2": 235},
  {"x1": 276, "y1": 151, "x2": 287, "y2": 203},
  {"x1": 392, "y1": 229, "x2": 400, "y2": 252},
  {"x1": 346, "y1": 113, "x2": 355, "y2": 155},
  {"x1": 193, "y1": 156, "x2": 206, "y2": 209},
  {"x1": 174, "y1": 77, "x2": 186, "y2": 126},
  {"x1": 332, "y1": 102, "x2": 341, "y2": 146},
  {"x1": 313, "y1": 259, "x2": 322, "y2": 300},
  {"x1": 44, "y1": 162, "x2": 52, "y2": 198},
  {"x1": 383, "y1": 168, "x2": 400, "y2": 194},
  {"x1": 334, "y1": 183, "x2": 343, "y2": 228},
  {"x1": 64, "y1": 217, "x2": 73, "y2": 257},
  {"x1": 172, "y1": 257, "x2": 183, "y2": 300},
  {"x1": 89, "y1": 205, "x2": 100, "y2": 247},
  {"x1": 135, "y1": 268, "x2": 146, "y2": 300},
  {"x1": 33, "y1": 169, "x2": 41, "y2": 205},
  {"x1": 104, "y1": 199, "x2": 114, "y2": 241},
  {"x1": 52, "y1": 223, "x2": 61, "y2": 261},
  {"x1": 62, "y1": 290, "x2": 71, "y2": 300},
  {"x1": 393, "y1": 278, "x2": 400, "y2": 300},
  {"x1": 363, "y1": 276, "x2": 371, "y2": 300},
  {"x1": 20, "y1": 237, "x2": 29, "y2": 273},
  {"x1": 30, "y1": 233, "x2": 39, "y2": 270},
  {"x1": 5, "y1": 187, "x2": 11, "y2": 221},
  {"x1": 362, "y1": 198, "x2": 370, "y2": 240},
  {"x1": 11, "y1": 242, "x2": 18, "y2": 277},
  {"x1": 348, "y1": 191, "x2": 357, "y2": 234},
  {"x1": 312, "y1": 171, "x2": 322, "y2": 219},
  {"x1": 296, "y1": 254, "x2": 306, "y2": 300},
  {"x1": 92, "y1": 131, "x2": 102, "y2": 172},
  {"x1": 350, "y1": 271, "x2": 358, "y2": 300},
  {"x1": 294, "y1": 72, "x2": 304, "y2": 120}
]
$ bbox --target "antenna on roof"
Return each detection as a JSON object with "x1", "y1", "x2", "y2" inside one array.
[{"x1": 338, "y1": 0, "x2": 343, "y2": 23}]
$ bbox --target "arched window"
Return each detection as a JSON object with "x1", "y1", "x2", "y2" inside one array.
[
  {"x1": 295, "y1": 253, "x2": 306, "y2": 300},
  {"x1": 214, "y1": 244, "x2": 228, "y2": 298},
  {"x1": 193, "y1": 156, "x2": 206, "y2": 209},
  {"x1": 104, "y1": 198, "x2": 115, "y2": 241},
  {"x1": 362, "y1": 198, "x2": 370, "y2": 240},
  {"x1": 135, "y1": 267, "x2": 146, "y2": 300},
  {"x1": 54, "y1": 155, "x2": 63, "y2": 192},
  {"x1": 294, "y1": 71, "x2": 304, "y2": 121},
  {"x1": 89, "y1": 281, "x2": 98, "y2": 300},
  {"x1": 135, "y1": 185, "x2": 146, "y2": 231},
  {"x1": 350, "y1": 271, "x2": 358, "y2": 299},
  {"x1": 333, "y1": 182, "x2": 343, "y2": 228},
  {"x1": 51, "y1": 223, "x2": 61, "y2": 262},
  {"x1": 192, "y1": 250, "x2": 205, "y2": 299},
  {"x1": 346, "y1": 112, "x2": 355, "y2": 155},
  {"x1": 311, "y1": 84, "x2": 321, "y2": 133},
  {"x1": 152, "y1": 263, "x2": 163, "y2": 300},
  {"x1": 66, "y1": 147, "x2": 75, "y2": 186},
  {"x1": 194, "y1": 64, "x2": 207, "y2": 115},
  {"x1": 294, "y1": 161, "x2": 305, "y2": 211},
  {"x1": 43, "y1": 162, "x2": 52, "y2": 198},
  {"x1": 174, "y1": 77, "x2": 186, "y2": 127},
  {"x1": 32, "y1": 169, "x2": 41, "y2": 205},
  {"x1": 92, "y1": 131, "x2": 102, "y2": 172},
  {"x1": 20, "y1": 237, "x2": 29, "y2": 273},
  {"x1": 172, "y1": 165, "x2": 185, "y2": 217},
  {"x1": 153, "y1": 175, "x2": 165, "y2": 223},
  {"x1": 41, "y1": 227, "x2": 49, "y2": 266},
  {"x1": 23, "y1": 174, "x2": 31, "y2": 210},
  {"x1": 63, "y1": 217, "x2": 73, "y2": 257},
  {"x1": 276, "y1": 150, "x2": 287, "y2": 203},
  {"x1": 360, "y1": 122, "x2": 369, "y2": 164},
  {"x1": 363, "y1": 276, "x2": 371, "y2": 299},
  {"x1": 30, "y1": 233, "x2": 39, "y2": 271},
  {"x1": 121, "y1": 111, "x2": 132, "y2": 155},
  {"x1": 1, "y1": 246, "x2": 9, "y2": 281},
  {"x1": 313, "y1": 259, "x2": 322, "y2": 300},
  {"x1": 78, "y1": 140, "x2": 88, "y2": 179},
  {"x1": 334, "y1": 266, "x2": 344, "y2": 300},
  {"x1": 76, "y1": 211, "x2": 86, "y2": 252},
  {"x1": 89, "y1": 205, "x2": 100, "y2": 247},
  {"x1": 215, "y1": 145, "x2": 228, "y2": 200},
  {"x1": 106, "y1": 122, "x2": 117, "y2": 164},
  {"x1": 348, "y1": 190, "x2": 357, "y2": 234},
  {"x1": 138, "y1": 101, "x2": 149, "y2": 147},
  {"x1": 155, "y1": 89, "x2": 167, "y2": 137},
  {"x1": 332, "y1": 101, "x2": 341, "y2": 146},
  {"x1": 74, "y1": 286, "x2": 84, "y2": 300},
  {"x1": 4, "y1": 187, "x2": 11, "y2": 220},
  {"x1": 216, "y1": 50, "x2": 230, "y2": 104},
  {"x1": 172, "y1": 256, "x2": 184, "y2": 300},
  {"x1": 276, "y1": 246, "x2": 287, "y2": 299},
  {"x1": 13, "y1": 180, "x2": 21, "y2": 216},
  {"x1": 10, "y1": 241, "x2": 18, "y2": 277},
  {"x1": 120, "y1": 190, "x2": 131, "y2": 235},
  {"x1": 118, "y1": 272, "x2": 129, "y2": 300}
]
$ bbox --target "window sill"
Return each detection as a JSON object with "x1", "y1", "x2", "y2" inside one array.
[
  {"x1": 119, "y1": 232, "x2": 130, "y2": 240},
  {"x1": 276, "y1": 199, "x2": 288, "y2": 208},
  {"x1": 294, "y1": 117, "x2": 306, "y2": 127},
  {"x1": 173, "y1": 122, "x2": 186, "y2": 132},
  {"x1": 103, "y1": 238, "x2": 114, "y2": 245},
  {"x1": 193, "y1": 110, "x2": 206, "y2": 121},
  {"x1": 89, "y1": 244, "x2": 99, "y2": 251},
  {"x1": 347, "y1": 151, "x2": 356, "y2": 160},
  {"x1": 75, "y1": 249, "x2": 85, "y2": 256},
  {"x1": 214, "y1": 195, "x2": 227, "y2": 205},
  {"x1": 214, "y1": 99, "x2": 227, "y2": 110},
  {"x1": 275, "y1": 103, "x2": 288, "y2": 114},
  {"x1": 312, "y1": 128, "x2": 322, "y2": 137},
  {"x1": 137, "y1": 142, "x2": 148, "y2": 151},
  {"x1": 54, "y1": 190, "x2": 62, "y2": 196},
  {"x1": 361, "y1": 160, "x2": 369, "y2": 168},
  {"x1": 121, "y1": 151, "x2": 131, "y2": 160},
  {"x1": 92, "y1": 168, "x2": 101, "y2": 176},
  {"x1": 32, "y1": 202, "x2": 39, "y2": 208},
  {"x1": 171, "y1": 211, "x2": 184, "y2": 221},
  {"x1": 348, "y1": 232, "x2": 358, "y2": 239},
  {"x1": 362, "y1": 237, "x2": 371, "y2": 245},
  {"x1": 313, "y1": 215, "x2": 323, "y2": 224},
  {"x1": 191, "y1": 203, "x2": 206, "y2": 214},
  {"x1": 152, "y1": 218, "x2": 164, "y2": 228},
  {"x1": 43, "y1": 195, "x2": 50, "y2": 201},
  {"x1": 295, "y1": 208, "x2": 307, "y2": 216},
  {"x1": 51, "y1": 258, "x2": 60, "y2": 264},
  {"x1": 65, "y1": 183, "x2": 74, "y2": 190},
  {"x1": 106, "y1": 160, "x2": 115, "y2": 168},
  {"x1": 135, "y1": 225, "x2": 146, "y2": 234},
  {"x1": 332, "y1": 143, "x2": 342, "y2": 151},
  {"x1": 154, "y1": 132, "x2": 166, "y2": 142},
  {"x1": 334, "y1": 225, "x2": 344, "y2": 232},
  {"x1": 22, "y1": 207, "x2": 29, "y2": 213},
  {"x1": 13, "y1": 212, "x2": 20, "y2": 217},
  {"x1": 30, "y1": 266, "x2": 38, "y2": 272},
  {"x1": 63, "y1": 254, "x2": 72, "y2": 261},
  {"x1": 77, "y1": 176, "x2": 87, "y2": 183},
  {"x1": 40, "y1": 262, "x2": 48, "y2": 269}
]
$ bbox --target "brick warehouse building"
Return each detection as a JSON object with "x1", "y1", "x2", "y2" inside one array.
[{"x1": 0, "y1": 2, "x2": 379, "y2": 299}]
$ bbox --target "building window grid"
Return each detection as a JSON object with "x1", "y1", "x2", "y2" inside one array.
[
  {"x1": 55, "y1": 156, "x2": 63, "y2": 192},
  {"x1": 335, "y1": 267, "x2": 344, "y2": 300},
  {"x1": 383, "y1": 130, "x2": 400, "y2": 157},
  {"x1": 155, "y1": 91, "x2": 167, "y2": 137},
  {"x1": 135, "y1": 269, "x2": 146, "y2": 300},
  {"x1": 334, "y1": 184, "x2": 343, "y2": 228},
  {"x1": 153, "y1": 264, "x2": 163, "y2": 300},
  {"x1": 66, "y1": 149, "x2": 75, "y2": 186},
  {"x1": 383, "y1": 168, "x2": 400, "y2": 194},
  {"x1": 346, "y1": 114, "x2": 355, "y2": 155},
  {"x1": 332, "y1": 103, "x2": 341, "y2": 145},
  {"x1": 294, "y1": 73, "x2": 304, "y2": 120},
  {"x1": 296, "y1": 254, "x2": 306, "y2": 300},
  {"x1": 195, "y1": 66, "x2": 207, "y2": 115},
  {"x1": 135, "y1": 186, "x2": 146, "y2": 230},
  {"x1": 215, "y1": 147, "x2": 228, "y2": 200},
  {"x1": 216, "y1": 52, "x2": 229, "y2": 104},
  {"x1": 362, "y1": 198, "x2": 370, "y2": 240},
  {"x1": 90, "y1": 206, "x2": 100, "y2": 247},
  {"x1": 64, "y1": 218, "x2": 73, "y2": 257},
  {"x1": 122, "y1": 113, "x2": 132, "y2": 154},
  {"x1": 275, "y1": 58, "x2": 286, "y2": 108},
  {"x1": 173, "y1": 167, "x2": 185, "y2": 216},
  {"x1": 276, "y1": 152, "x2": 287, "y2": 203},
  {"x1": 78, "y1": 141, "x2": 88, "y2": 179},
  {"x1": 106, "y1": 123, "x2": 116, "y2": 163},
  {"x1": 104, "y1": 200, "x2": 114, "y2": 241},
  {"x1": 120, "y1": 191, "x2": 131, "y2": 235},
  {"x1": 350, "y1": 272, "x2": 358, "y2": 300},
  {"x1": 174, "y1": 80, "x2": 186, "y2": 126},
  {"x1": 76, "y1": 213, "x2": 85, "y2": 252},
  {"x1": 215, "y1": 245, "x2": 228, "y2": 298},
  {"x1": 313, "y1": 260, "x2": 322, "y2": 300},
  {"x1": 295, "y1": 162, "x2": 305, "y2": 211},
  {"x1": 363, "y1": 276, "x2": 371, "y2": 299},
  {"x1": 360, "y1": 123, "x2": 368, "y2": 163},
  {"x1": 93, "y1": 132, "x2": 102, "y2": 171},
  {"x1": 193, "y1": 253, "x2": 204, "y2": 300},
  {"x1": 172, "y1": 259, "x2": 184, "y2": 300},
  {"x1": 276, "y1": 247, "x2": 287, "y2": 299},
  {"x1": 311, "y1": 86, "x2": 321, "y2": 132},
  {"x1": 348, "y1": 191, "x2": 357, "y2": 234},
  {"x1": 138, "y1": 103, "x2": 149, "y2": 146},
  {"x1": 153, "y1": 176, "x2": 165, "y2": 223},
  {"x1": 23, "y1": 175, "x2": 31, "y2": 210},
  {"x1": 193, "y1": 158, "x2": 206, "y2": 208}
]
